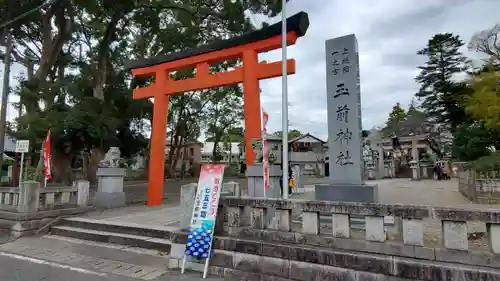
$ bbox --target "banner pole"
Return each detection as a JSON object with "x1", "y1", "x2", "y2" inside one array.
[{"x1": 181, "y1": 255, "x2": 187, "y2": 274}]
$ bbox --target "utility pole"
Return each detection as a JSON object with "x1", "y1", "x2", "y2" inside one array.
[{"x1": 0, "y1": 33, "x2": 13, "y2": 167}]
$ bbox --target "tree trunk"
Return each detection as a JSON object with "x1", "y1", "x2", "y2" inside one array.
[
  {"x1": 87, "y1": 147, "x2": 105, "y2": 184},
  {"x1": 93, "y1": 9, "x2": 123, "y2": 99},
  {"x1": 51, "y1": 149, "x2": 73, "y2": 185},
  {"x1": 142, "y1": 139, "x2": 151, "y2": 180},
  {"x1": 180, "y1": 146, "x2": 187, "y2": 179},
  {"x1": 81, "y1": 151, "x2": 89, "y2": 179}
]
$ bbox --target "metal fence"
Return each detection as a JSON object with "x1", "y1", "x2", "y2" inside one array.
[{"x1": 456, "y1": 162, "x2": 500, "y2": 204}]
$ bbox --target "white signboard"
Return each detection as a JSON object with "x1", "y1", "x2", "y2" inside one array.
[{"x1": 15, "y1": 140, "x2": 30, "y2": 153}]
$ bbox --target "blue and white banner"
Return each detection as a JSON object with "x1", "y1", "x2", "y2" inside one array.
[{"x1": 184, "y1": 164, "x2": 225, "y2": 259}]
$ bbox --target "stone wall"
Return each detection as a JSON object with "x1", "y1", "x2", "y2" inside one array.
[
  {"x1": 0, "y1": 180, "x2": 92, "y2": 237},
  {"x1": 166, "y1": 196, "x2": 500, "y2": 280}
]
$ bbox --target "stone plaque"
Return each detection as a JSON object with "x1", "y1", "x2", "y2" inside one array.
[{"x1": 325, "y1": 34, "x2": 363, "y2": 185}]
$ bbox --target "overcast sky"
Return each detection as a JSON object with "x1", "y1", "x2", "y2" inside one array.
[
  {"x1": 1, "y1": 0, "x2": 499, "y2": 142},
  {"x1": 254, "y1": 0, "x2": 499, "y2": 141}
]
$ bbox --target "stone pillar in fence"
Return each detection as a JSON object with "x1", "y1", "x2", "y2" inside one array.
[
  {"x1": 409, "y1": 160, "x2": 420, "y2": 181},
  {"x1": 179, "y1": 183, "x2": 197, "y2": 230},
  {"x1": 383, "y1": 160, "x2": 391, "y2": 178},
  {"x1": 420, "y1": 162, "x2": 430, "y2": 179},
  {"x1": 377, "y1": 146, "x2": 384, "y2": 179},
  {"x1": 366, "y1": 160, "x2": 376, "y2": 180},
  {"x1": 76, "y1": 180, "x2": 90, "y2": 206},
  {"x1": 17, "y1": 181, "x2": 40, "y2": 213},
  {"x1": 222, "y1": 181, "x2": 240, "y2": 197},
  {"x1": 247, "y1": 163, "x2": 281, "y2": 198}
]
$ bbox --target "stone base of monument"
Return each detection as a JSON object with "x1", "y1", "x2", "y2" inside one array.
[
  {"x1": 246, "y1": 163, "x2": 282, "y2": 198},
  {"x1": 95, "y1": 167, "x2": 126, "y2": 208},
  {"x1": 314, "y1": 183, "x2": 378, "y2": 202},
  {"x1": 246, "y1": 163, "x2": 282, "y2": 229}
]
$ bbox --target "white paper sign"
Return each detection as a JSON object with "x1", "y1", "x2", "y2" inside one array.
[{"x1": 15, "y1": 140, "x2": 30, "y2": 153}]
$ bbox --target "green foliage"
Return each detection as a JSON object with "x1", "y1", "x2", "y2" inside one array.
[
  {"x1": 415, "y1": 33, "x2": 470, "y2": 129},
  {"x1": 469, "y1": 151, "x2": 500, "y2": 172},
  {"x1": 272, "y1": 129, "x2": 303, "y2": 140},
  {"x1": 381, "y1": 102, "x2": 406, "y2": 136},
  {"x1": 465, "y1": 71, "x2": 500, "y2": 129},
  {"x1": 1, "y1": 0, "x2": 288, "y2": 180},
  {"x1": 451, "y1": 122, "x2": 500, "y2": 161},
  {"x1": 203, "y1": 86, "x2": 244, "y2": 160}
]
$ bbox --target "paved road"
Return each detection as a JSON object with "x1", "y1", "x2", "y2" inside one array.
[
  {"x1": 0, "y1": 253, "x2": 223, "y2": 281},
  {"x1": 0, "y1": 236, "x2": 223, "y2": 281},
  {"x1": 0, "y1": 253, "x2": 139, "y2": 281}
]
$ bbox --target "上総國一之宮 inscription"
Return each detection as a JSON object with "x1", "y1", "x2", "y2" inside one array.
[{"x1": 326, "y1": 34, "x2": 364, "y2": 185}]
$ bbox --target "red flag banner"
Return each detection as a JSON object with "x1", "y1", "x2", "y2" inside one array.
[
  {"x1": 262, "y1": 111, "x2": 270, "y2": 189},
  {"x1": 43, "y1": 129, "x2": 52, "y2": 180}
]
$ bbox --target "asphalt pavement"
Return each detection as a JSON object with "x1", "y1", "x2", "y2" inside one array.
[{"x1": 0, "y1": 253, "x2": 139, "y2": 281}]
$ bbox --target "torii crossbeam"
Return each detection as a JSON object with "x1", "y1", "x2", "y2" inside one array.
[{"x1": 125, "y1": 12, "x2": 309, "y2": 206}]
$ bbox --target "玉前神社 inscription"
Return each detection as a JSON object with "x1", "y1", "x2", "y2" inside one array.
[{"x1": 325, "y1": 34, "x2": 364, "y2": 185}]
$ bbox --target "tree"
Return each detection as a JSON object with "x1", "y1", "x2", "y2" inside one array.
[
  {"x1": 381, "y1": 102, "x2": 406, "y2": 136},
  {"x1": 468, "y1": 24, "x2": 500, "y2": 67},
  {"x1": 465, "y1": 71, "x2": 500, "y2": 127},
  {"x1": 203, "y1": 86, "x2": 243, "y2": 162},
  {"x1": 272, "y1": 129, "x2": 303, "y2": 140},
  {"x1": 2, "y1": 0, "x2": 285, "y2": 183},
  {"x1": 452, "y1": 122, "x2": 500, "y2": 161},
  {"x1": 415, "y1": 33, "x2": 470, "y2": 130}
]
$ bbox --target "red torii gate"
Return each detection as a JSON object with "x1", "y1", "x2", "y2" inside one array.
[{"x1": 125, "y1": 12, "x2": 309, "y2": 206}]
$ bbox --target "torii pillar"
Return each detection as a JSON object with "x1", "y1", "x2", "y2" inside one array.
[{"x1": 125, "y1": 12, "x2": 309, "y2": 206}]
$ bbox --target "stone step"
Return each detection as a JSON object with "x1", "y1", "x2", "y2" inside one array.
[
  {"x1": 51, "y1": 225, "x2": 172, "y2": 253},
  {"x1": 58, "y1": 217, "x2": 178, "y2": 239}
]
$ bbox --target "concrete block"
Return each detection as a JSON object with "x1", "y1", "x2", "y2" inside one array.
[
  {"x1": 233, "y1": 252, "x2": 260, "y2": 272},
  {"x1": 97, "y1": 168, "x2": 126, "y2": 193},
  {"x1": 76, "y1": 180, "x2": 90, "y2": 206},
  {"x1": 227, "y1": 206, "x2": 243, "y2": 227},
  {"x1": 94, "y1": 192, "x2": 126, "y2": 208},
  {"x1": 278, "y1": 209, "x2": 292, "y2": 232},
  {"x1": 179, "y1": 183, "x2": 197, "y2": 230},
  {"x1": 259, "y1": 255, "x2": 290, "y2": 278},
  {"x1": 95, "y1": 167, "x2": 126, "y2": 208},
  {"x1": 365, "y1": 216, "x2": 385, "y2": 242},
  {"x1": 488, "y1": 223, "x2": 500, "y2": 254},
  {"x1": 302, "y1": 212, "x2": 319, "y2": 235},
  {"x1": 247, "y1": 163, "x2": 281, "y2": 198},
  {"x1": 168, "y1": 258, "x2": 179, "y2": 269},
  {"x1": 44, "y1": 193, "x2": 55, "y2": 206},
  {"x1": 4, "y1": 193, "x2": 11, "y2": 205},
  {"x1": 332, "y1": 214, "x2": 350, "y2": 238},
  {"x1": 170, "y1": 243, "x2": 185, "y2": 260},
  {"x1": 12, "y1": 193, "x2": 19, "y2": 205},
  {"x1": 442, "y1": 221, "x2": 468, "y2": 250},
  {"x1": 17, "y1": 181, "x2": 40, "y2": 213},
  {"x1": 223, "y1": 182, "x2": 239, "y2": 196},
  {"x1": 251, "y1": 208, "x2": 267, "y2": 229},
  {"x1": 289, "y1": 261, "x2": 354, "y2": 281},
  {"x1": 61, "y1": 192, "x2": 71, "y2": 204},
  {"x1": 314, "y1": 183, "x2": 378, "y2": 202},
  {"x1": 402, "y1": 219, "x2": 423, "y2": 246}
]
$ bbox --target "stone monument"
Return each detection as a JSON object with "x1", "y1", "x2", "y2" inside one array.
[
  {"x1": 95, "y1": 147, "x2": 127, "y2": 208},
  {"x1": 246, "y1": 139, "x2": 281, "y2": 198},
  {"x1": 315, "y1": 34, "x2": 377, "y2": 202}
]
